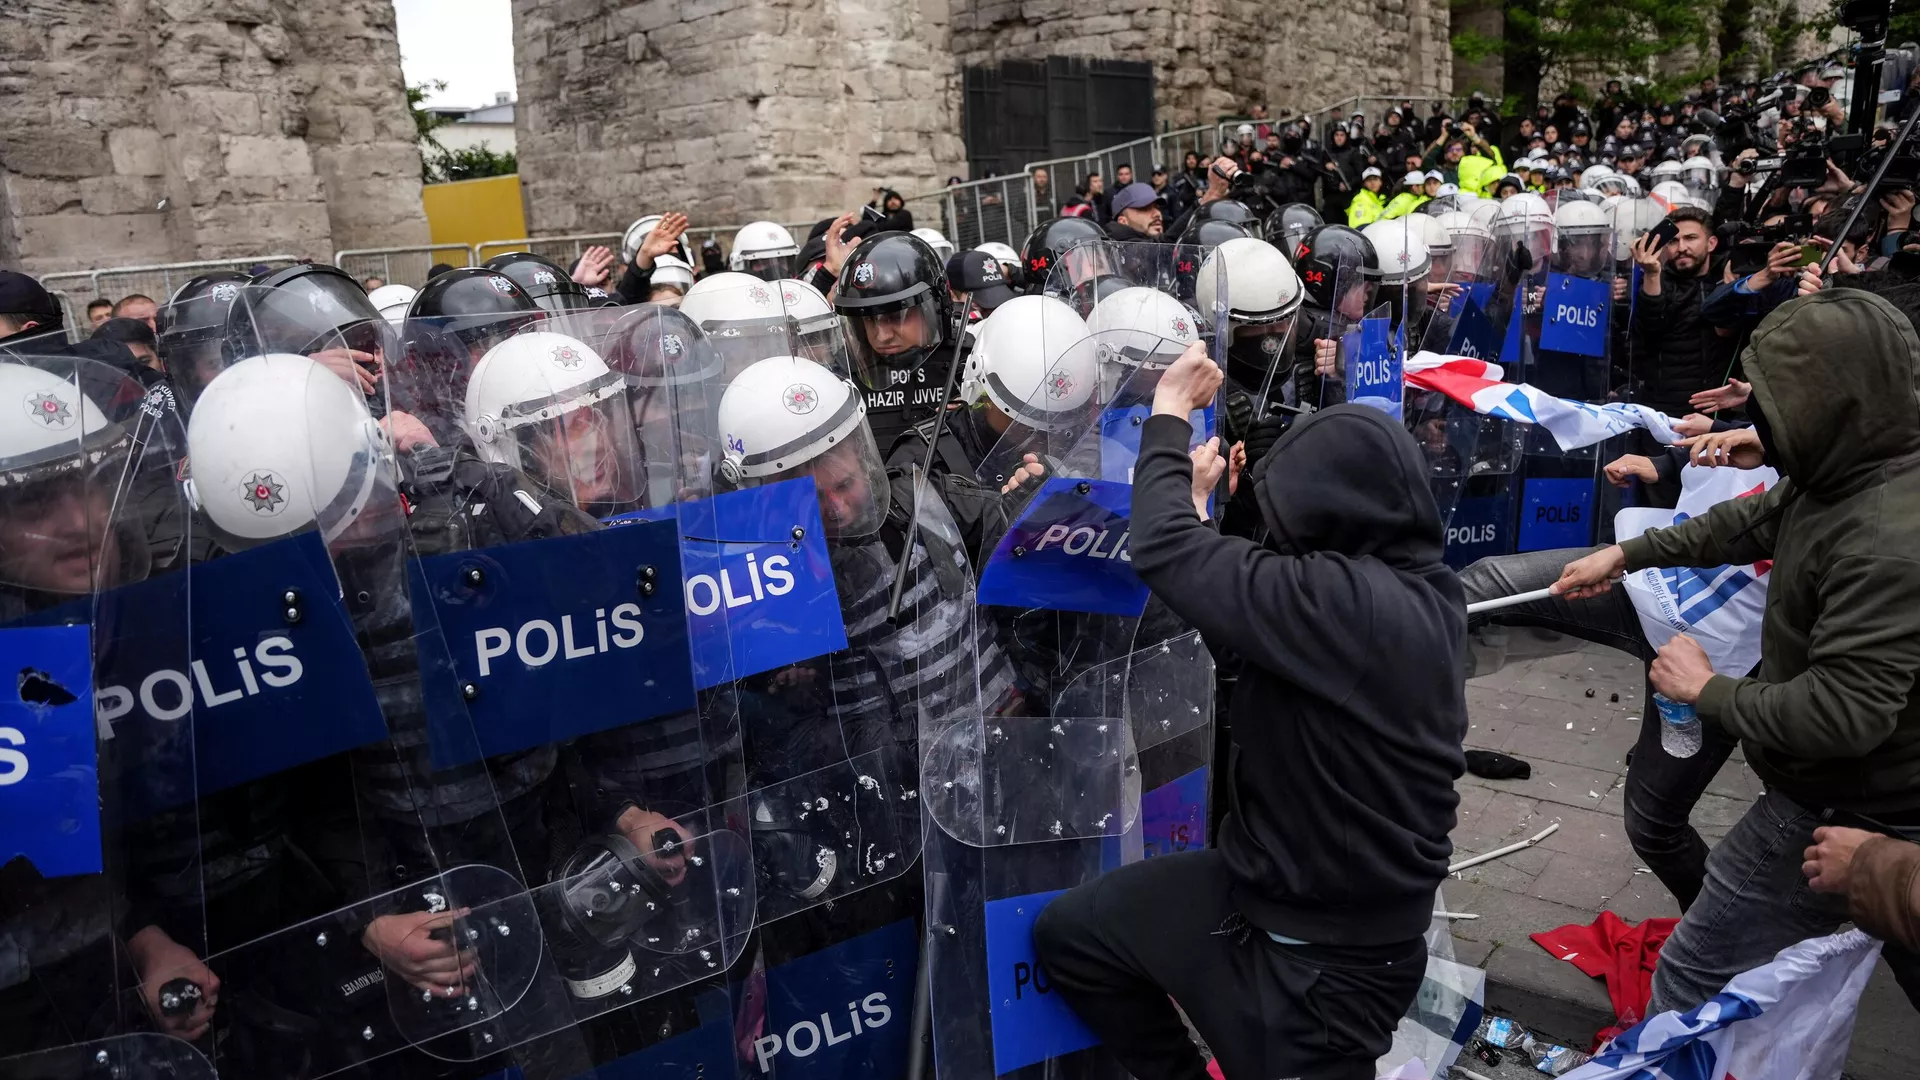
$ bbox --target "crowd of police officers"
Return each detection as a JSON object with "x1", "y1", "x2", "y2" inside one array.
[{"x1": 0, "y1": 108, "x2": 1775, "y2": 1080}]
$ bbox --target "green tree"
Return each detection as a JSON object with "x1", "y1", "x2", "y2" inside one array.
[
  {"x1": 409, "y1": 79, "x2": 452, "y2": 183},
  {"x1": 1451, "y1": 0, "x2": 1716, "y2": 115},
  {"x1": 424, "y1": 144, "x2": 518, "y2": 185}
]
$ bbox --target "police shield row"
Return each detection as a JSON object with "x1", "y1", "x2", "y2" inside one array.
[{"x1": 0, "y1": 225, "x2": 1248, "y2": 1080}]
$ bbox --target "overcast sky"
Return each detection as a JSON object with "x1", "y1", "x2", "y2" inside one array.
[{"x1": 394, "y1": 0, "x2": 517, "y2": 109}]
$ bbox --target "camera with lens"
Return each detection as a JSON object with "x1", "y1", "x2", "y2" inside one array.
[
  {"x1": 1449, "y1": 120, "x2": 1465, "y2": 136},
  {"x1": 1805, "y1": 85, "x2": 1833, "y2": 111}
]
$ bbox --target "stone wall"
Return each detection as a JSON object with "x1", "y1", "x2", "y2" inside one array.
[
  {"x1": 949, "y1": 0, "x2": 1451, "y2": 132},
  {"x1": 0, "y1": 0, "x2": 429, "y2": 277},
  {"x1": 512, "y1": 0, "x2": 965, "y2": 237}
]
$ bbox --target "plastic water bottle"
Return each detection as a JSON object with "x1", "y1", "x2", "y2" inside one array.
[{"x1": 1655, "y1": 693, "x2": 1701, "y2": 758}]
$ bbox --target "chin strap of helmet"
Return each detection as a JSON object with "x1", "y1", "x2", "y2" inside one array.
[{"x1": 884, "y1": 292, "x2": 978, "y2": 625}]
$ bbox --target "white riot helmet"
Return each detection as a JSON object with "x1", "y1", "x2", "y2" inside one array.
[
  {"x1": 622, "y1": 214, "x2": 695, "y2": 269},
  {"x1": 464, "y1": 331, "x2": 639, "y2": 509},
  {"x1": 1553, "y1": 199, "x2": 1612, "y2": 271},
  {"x1": 777, "y1": 277, "x2": 852, "y2": 374},
  {"x1": 1195, "y1": 237, "x2": 1303, "y2": 326},
  {"x1": 1494, "y1": 192, "x2": 1556, "y2": 265},
  {"x1": 969, "y1": 296, "x2": 1098, "y2": 432},
  {"x1": 1436, "y1": 210, "x2": 1494, "y2": 277},
  {"x1": 1087, "y1": 286, "x2": 1203, "y2": 370},
  {"x1": 1407, "y1": 213, "x2": 1452, "y2": 256},
  {"x1": 716, "y1": 355, "x2": 886, "y2": 538},
  {"x1": 1649, "y1": 159, "x2": 1685, "y2": 186},
  {"x1": 729, "y1": 221, "x2": 801, "y2": 281},
  {"x1": 1553, "y1": 199, "x2": 1609, "y2": 235},
  {"x1": 1435, "y1": 210, "x2": 1493, "y2": 244},
  {"x1": 1607, "y1": 196, "x2": 1668, "y2": 261},
  {"x1": 1651, "y1": 180, "x2": 1696, "y2": 210},
  {"x1": 0, "y1": 362, "x2": 137, "y2": 595},
  {"x1": 1681, "y1": 155, "x2": 1718, "y2": 193},
  {"x1": 1616, "y1": 174, "x2": 1643, "y2": 197},
  {"x1": 680, "y1": 271, "x2": 805, "y2": 378},
  {"x1": 912, "y1": 228, "x2": 956, "y2": 264},
  {"x1": 650, "y1": 254, "x2": 696, "y2": 297},
  {"x1": 1361, "y1": 220, "x2": 1432, "y2": 284},
  {"x1": 187, "y1": 353, "x2": 389, "y2": 548},
  {"x1": 1578, "y1": 164, "x2": 1615, "y2": 191},
  {"x1": 367, "y1": 283, "x2": 417, "y2": 328},
  {"x1": 974, "y1": 242, "x2": 1020, "y2": 278}
]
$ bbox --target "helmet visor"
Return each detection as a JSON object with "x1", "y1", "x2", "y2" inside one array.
[
  {"x1": 841, "y1": 291, "x2": 943, "y2": 395},
  {"x1": 509, "y1": 382, "x2": 643, "y2": 512},
  {"x1": 740, "y1": 254, "x2": 797, "y2": 282},
  {"x1": 757, "y1": 421, "x2": 888, "y2": 540}
]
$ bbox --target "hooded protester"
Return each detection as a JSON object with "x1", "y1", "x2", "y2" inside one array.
[
  {"x1": 1035, "y1": 345, "x2": 1467, "y2": 1080},
  {"x1": 1556, "y1": 288, "x2": 1920, "y2": 1015}
]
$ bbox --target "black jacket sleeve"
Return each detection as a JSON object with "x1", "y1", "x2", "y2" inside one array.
[
  {"x1": 613, "y1": 260, "x2": 654, "y2": 305},
  {"x1": 1128, "y1": 413, "x2": 1371, "y2": 701}
]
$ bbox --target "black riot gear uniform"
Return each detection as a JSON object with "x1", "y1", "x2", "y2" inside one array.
[{"x1": 832, "y1": 232, "x2": 958, "y2": 452}]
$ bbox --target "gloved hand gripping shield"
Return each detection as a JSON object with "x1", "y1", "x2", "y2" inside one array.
[
  {"x1": 0, "y1": 355, "x2": 211, "y2": 1077},
  {"x1": 368, "y1": 305, "x2": 757, "y2": 1059},
  {"x1": 924, "y1": 253, "x2": 1219, "y2": 1078}
]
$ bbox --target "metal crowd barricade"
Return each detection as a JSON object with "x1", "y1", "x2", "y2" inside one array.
[
  {"x1": 900, "y1": 176, "x2": 1037, "y2": 253},
  {"x1": 472, "y1": 232, "x2": 625, "y2": 271},
  {"x1": 334, "y1": 244, "x2": 475, "y2": 289},
  {"x1": 75, "y1": 256, "x2": 303, "y2": 312},
  {"x1": 1157, "y1": 123, "x2": 1221, "y2": 172}
]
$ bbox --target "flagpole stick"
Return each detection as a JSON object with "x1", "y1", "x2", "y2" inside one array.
[{"x1": 1464, "y1": 586, "x2": 1557, "y2": 615}]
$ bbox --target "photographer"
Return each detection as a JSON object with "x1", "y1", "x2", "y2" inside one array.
[
  {"x1": 1629, "y1": 207, "x2": 1734, "y2": 421},
  {"x1": 1423, "y1": 120, "x2": 1502, "y2": 186}
]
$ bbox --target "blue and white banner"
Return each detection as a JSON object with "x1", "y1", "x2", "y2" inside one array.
[
  {"x1": 1405, "y1": 353, "x2": 1685, "y2": 451},
  {"x1": 411, "y1": 519, "x2": 697, "y2": 767},
  {"x1": 1618, "y1": 464, "x2": 1778, "y2": 679},
  {"x1": 1538, "y1": 273, "x2": 1612, "y2": 357},
  {"x1": 0, "y1": 624, "x2": 100, "y2": 877},
  {"x1": 977, "y1": 477, "x2": 1148, "y2": 617},
  {"x1": 1560, "y1": 930, "x2": 1880, "y2": 1080},
  {"x1": 605, "y1": 477, "x2": 847, "y2": 690}
]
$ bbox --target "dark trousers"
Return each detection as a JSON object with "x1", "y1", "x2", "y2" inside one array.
[
  {"x1": 1032, "y1": 851, "x2": 1425, "y2": 1080},
  {"x1": 1459, "y1": 547, "x2": 1738, "y2": 909}
]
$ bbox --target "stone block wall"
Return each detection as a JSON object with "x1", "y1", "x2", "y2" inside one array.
[
  {"x1": 0, "y1": 0, "x2": 429, "y2": 277},
  {"x1": 951, "y1": 0, "x2": 1450, "y2": 132},
  {"x1": 512, "y1": 0, "x2": 966, "y2": 236}
]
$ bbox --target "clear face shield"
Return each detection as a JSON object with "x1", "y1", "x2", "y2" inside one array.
[
  {"x1": 841, "y1": 290, "x2": 943, "y2": 396},
  {"x1": 229, "y1": 276, "x2": 403, "y2": 381},
  {"x1": 765, "y1": 425, "x2": 889, "y2": 541},
  {"x1": 507, "y1": 381, "x2": 642, "y2": 512},
  {"x1": 739, "y1": 253, "x2": 797, "y2": 282},
  {"x1": 682, "y1": 277, "x2": 811, "y2": 387},
  {"x1": 0, "y1": 360, "x2": 138, "y2": 599},
  {"x1": 601, "y1": 304, "x2": 728, "y2": 508}
]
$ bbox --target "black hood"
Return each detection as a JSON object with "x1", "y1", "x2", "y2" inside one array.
[{"x1": 1251, "y1": 403, "x2": 1445, "y2": 569}]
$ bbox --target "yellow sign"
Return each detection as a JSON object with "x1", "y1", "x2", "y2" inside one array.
[{"x1": 422, "y1": 175, "x2": 527, "y2": 251}]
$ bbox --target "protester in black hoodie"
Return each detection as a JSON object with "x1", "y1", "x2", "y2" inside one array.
[{"x1": 1035, "y1": 342, "x2": 1467, "y2": 1080}]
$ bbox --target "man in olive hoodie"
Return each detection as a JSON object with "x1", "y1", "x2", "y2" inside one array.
[{"x1": 1557, "y1": 288, "x2": 1920, "y2": 1013}]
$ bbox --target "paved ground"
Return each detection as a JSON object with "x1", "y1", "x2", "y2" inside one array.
[{"x1": 1448, "y1": 628, "x2": 1909, "y2": 1079}]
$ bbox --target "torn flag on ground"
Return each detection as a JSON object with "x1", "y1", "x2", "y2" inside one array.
[
  {"x1": 1558, "y1": 930, "x2": 1881, "y2": 1080},
  {"x1": 1404, "y1": 351, "x2": 1685, "y2": 452}
]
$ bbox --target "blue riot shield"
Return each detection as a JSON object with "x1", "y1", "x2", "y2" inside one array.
[{"x1": 0, "y1": 357, "x2": 209, "y2": 1073}]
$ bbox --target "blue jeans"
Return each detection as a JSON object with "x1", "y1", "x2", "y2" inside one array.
[{"x1": 1649, "y1": 788, "x2": 1920, "y2": 1014}]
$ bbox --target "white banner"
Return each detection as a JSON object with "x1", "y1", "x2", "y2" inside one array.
[{"x1": 1616, "y1": 463, "x2": 1778, "y2": 679}]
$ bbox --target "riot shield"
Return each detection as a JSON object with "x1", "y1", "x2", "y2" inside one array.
[
  {"x1": 363, "y1": 306, "x2": 758, "y2": 1066},
  {"x1": 92, "y1": 297, "x2": 617, "y2": 1077},
  {"x1": 942, "y1": 264, "x2": 1219, "y2": 1077},
  {"x1": 1311, "y1": 260, "x2": 1369, "y2": 410},
  {"x1": 0, "y1": 355, "x2": 208, "y2": 1071}
]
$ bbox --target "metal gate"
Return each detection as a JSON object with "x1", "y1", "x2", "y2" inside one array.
[{"x1": 334, "y1": 244, "x2": 475, "y2": 288}]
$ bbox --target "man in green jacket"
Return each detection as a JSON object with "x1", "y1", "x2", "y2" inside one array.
[
  {"x1": 1556, "y1": 288, "x2": 1920, "y2": 1013},
  {"x1": 1381, "y1": 171, "x2": 1429, "y2": 220},
  {"x1": 1347, "y1": 167, "x2": 1387, "y2": 227}
]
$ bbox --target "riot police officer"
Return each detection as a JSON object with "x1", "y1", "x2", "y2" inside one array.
[{"x1": 831, "y1": 232, "x2": 961, "y2": 453}]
